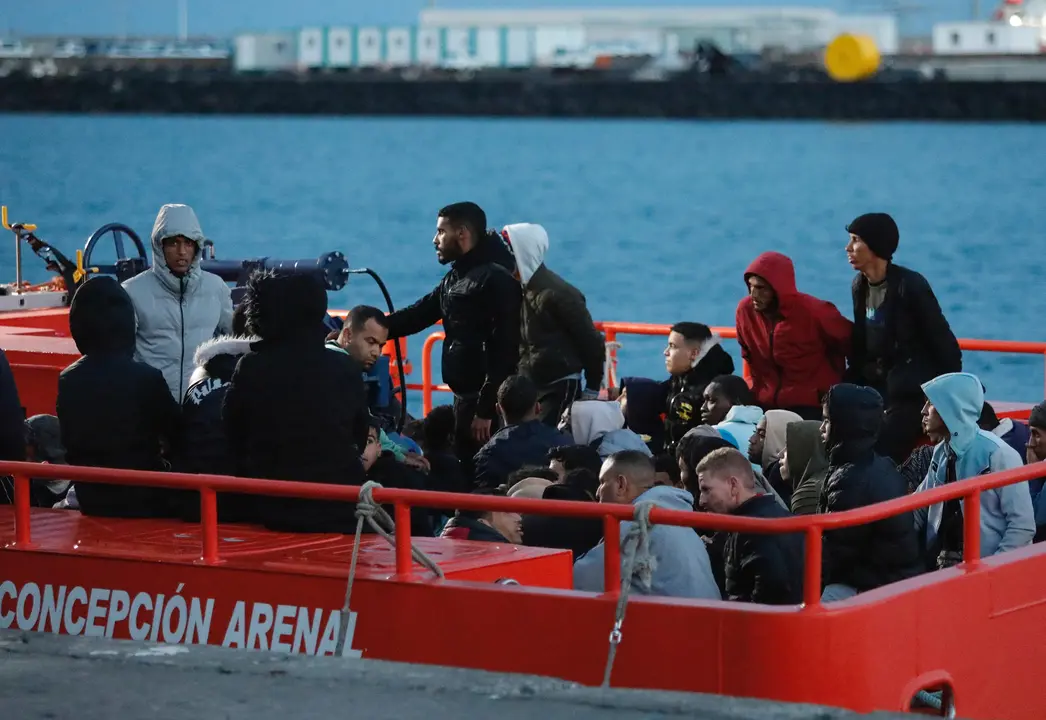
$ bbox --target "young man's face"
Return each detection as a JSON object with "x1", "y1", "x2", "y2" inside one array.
[
  {"x1": 664, "y1": 331, "x2": 697, "y2": 376},
  {"x1": 701, "y1": 381, "x2": 731, "y2": 425},
  {"x1": 162, "y1": 235, "x2": 196, "y2": 276},
  {"x1": 746, "y1": 275, "x2": 776, "y2": 314},
  {"x1": 1028, "y1": 426, "x2": 1046, "y2": 463},
  {"x1": 339, "y1": 318, "x2": 388, "y2": 370},
  {"x1": 846, "y1": 233, "x2": 877, "y2": 273},
  {"x1": 434, "y1": 216, "x2": 467, "y2": 265},
  {"x1": 819, "y1": 402, "x2": 831, "y2": 447},
  {"x1": 749, "y1": 416, "x2": 767, "y2": 465},
  {"x1": 921, "y1": 400, "x2": 947, "y2": 442},
  {"x1": 361, "y1": 427, "x2": 381, "y2": 472},
  {"x1": 697, "y1": 470, "x2": 737, "y2": 514}
]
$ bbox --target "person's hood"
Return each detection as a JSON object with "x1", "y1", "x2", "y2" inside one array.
[
  {"x1": 150, "y1": 203, "x2": 205, "y2": 292},
  {"x1": 743, "y1": 251, "x2": 798, "y2": 307},
  {"x1": 677, "y1": 434, "x2": 735, "y2": 476},
  {"x1": 784, "y1": 420, "x2": 828, "y2": 481},
  {"x1": 569, "y1": 400, "x2": 624, "y2": 445},
  {"x1": 456, "y1": 228, "x2": 516, "y2": 275},
  {"x1": 619, "y1": 376, "x2": 666, "y2": 439},
  {"x1": 922, "y1": 372, "x2": 984, "y2": 456},
  {"x1": 25, "y1": 414, "x2": 65, "y2": 465},
  {"x1": 192, "y1": 335, "x2": 256, "y2": 382},
  {"x1": 691, "y1": 334, "x2": 724, "y2": 367},
  {"x1": 502, "y1": 223, "x2": 548, "y2": 286},
  {"x1": 597, "y1": 429, "x2": 654, "y2": 459},
  {"x1": 243, "y1": 271, "x2": 329, "y2": 346},
  {"x1": 762, "y1": 409, "x2": 803, "y2": 468},
  {"x1": 635, "y1": 484, "x2": 695, "y2": 512},
  {"x1": 69, "y1": 275, "x2": 136, "y2": 356},
  {"x1": 508, "y1": 477, "x2": 553, "y2": 499},
  {"x1": 723, "y1": 405, "x2": 764, "y2": 426},
  {"x1": 824, "y1": 383, "x2": 883, "y2": 459}
]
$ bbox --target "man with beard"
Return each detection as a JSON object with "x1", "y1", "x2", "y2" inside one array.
[{"x1": 385, "y1": 202, "x2": 521, "y2": 479}]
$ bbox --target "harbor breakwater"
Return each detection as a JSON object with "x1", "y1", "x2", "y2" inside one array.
[{"x1": 2, "y1": 71, "x2": 1046, "y2": 121}]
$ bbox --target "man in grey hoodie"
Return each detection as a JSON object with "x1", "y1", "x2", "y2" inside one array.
[
  {"x1": 123, "y1": 204, "x2": 234, "y2": 402},
  {"x1": 573, "y1": 450, "x2": 721, "y2": 599}
]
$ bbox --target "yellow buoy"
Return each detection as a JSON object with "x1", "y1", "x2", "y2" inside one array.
[{"x1": 824, "y1": 33, "x2": 881, "y2": 82}]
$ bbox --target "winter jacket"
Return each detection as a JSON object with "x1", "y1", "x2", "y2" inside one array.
[
  {"x1": 848, "y1": 263, "x2": 961, "y2": 405},
  {"x1": 784, "y1": 420, "x2": 830, "y2": 516},
  {"x1": 223, "y1": 274, "x2": 371, "y2": 534},
  {"x1": 991, "y1": 417, "x2": 1031, "y2": 461},
  {"x1": 914, "y1": 373, "x2": 1034, "y2": 561},
  {"x1": 819, "y1": 384, "x2": 922, "y2": 591},
  {"x1": 178, "y1": 335, "x2": 256, "y2": 522},
  {"x1": 441, "y1": 515, "x2": 512, "y2": 543},
  {"x1": 736, "y1": 252, "x2": 851, "y2": 410},
  {"x1": 714, "y1": 405, "x2": 763, "y2": 455},
  {"x1": 505, "y1": 224, "x2": 605, "y2": 390},
  {"x1": 367, "y1": 452, "x2": 434, "y2": 537},
  {"x1": 522, "y1": 482, "x2": 603, "y2": 560},
  {"x1": 473, "y1": 419, "x2": 574, "y2": 489},
  {"x1": 619, "y1": 376, "x2": 667, "y2": 452},
  {"x1": 57, "y1": 276, "x2": 182, "y2": 518},
  {"x1": 122, "y1": 204, "x2": 234, "y2": 402},
  {"x1": 385, "y1": 231, "x2": 521, "y2": 420},
  {"x1": 723, "y1": 494, "x2": 804, "y2": 604},
  {"x1": 0, "y1": 350, "x2": 25, "y2": 464},
  {"x1": 573, "y1": 485, "x2": 721, "y2": 599},
  {"x1": 566, "y1": 400, "x2": 652, "y2": 459},
  {"x1": 663, "y1": 339, "x2": 735, "y2": 452}
]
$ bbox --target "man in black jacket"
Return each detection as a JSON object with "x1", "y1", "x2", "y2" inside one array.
[
  {"x1": 818, "y1": 383, "x2": 922, "y2": 601},
  {"x1": 223, "y1": 270, "x2": 370, "y2": 533},
  {"x1": 695, "y1": 446, "x2": 803, "y2": 605},
  {"x1": 502, "y1": 223, "x2": 605, "y2": 426},
  {"x1": 57, "y1": 276, "x2": 181, "y2": 518},
  {"x1": 844, "y1": 213, "x2": 962, "y2": 464},
  {"x1": 385, "y1": 202, "x2": 521, "y2": 474}
]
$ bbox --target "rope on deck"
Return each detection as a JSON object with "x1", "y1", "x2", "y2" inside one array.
[
  {"x1": 602, "y1": 501, "x2": 657, "y2": 688},
  {"x1": 335, "y1": 481, "x2": 444, "y2": 657}
]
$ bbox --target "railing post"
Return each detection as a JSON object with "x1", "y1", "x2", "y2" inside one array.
[
  {"x1": 603, "y1": 514, "x2": 621, "y2": 592},
  {"x1": 803, "y1": 526, "x2": 822, "y2": 608},
  {"x1": 421, "y1": 333, "x2": 440, "y2": 417},
  {"x1": 962, "y1": 490, "x2": 982, "y2": 567},
  {"x1": 13, "y1": 474, "x2": 31, "y2": 546},
  {"x1": 604, "y1": 328, "x2": 618, "y2": 389},
  {"x1": 199, "y1": 487, "x2": 220, "y2": 565},
  {"x1": 394, "y1": 502, "x2": 413, "y2": 577}
]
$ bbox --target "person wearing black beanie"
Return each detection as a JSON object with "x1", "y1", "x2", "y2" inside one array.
[{"x1": 844, "y1": 213, "x2": 962, "y2": 464}]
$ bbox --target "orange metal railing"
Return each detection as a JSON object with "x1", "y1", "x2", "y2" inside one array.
[
  {"x1": 407, "y1": 322, "x2": 1046, "y2": 416},
  {"x1": 5, "y1": 459, "x2": 1045, "y2": 608}
]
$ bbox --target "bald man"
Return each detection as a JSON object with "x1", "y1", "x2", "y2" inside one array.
[
  {"x1": 573, "y1": 450, "x2": 720, "y2": 599},
  {"x1": 696, "y1": 447, "x2": 803, "y2": 604}
]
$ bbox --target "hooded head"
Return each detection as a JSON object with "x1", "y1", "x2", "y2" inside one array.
[
  {"x1": 675, "y1": 433, "x2": 735, "y2": 497},
  {"x1": 502, "y1": 223, "x2": 548, "y2": 286},
  {"x1": 619, "y1": 376, "x2": 666, "y2": 442},
  {"x1": 822, "y1": 383, "x2": 883, "y2": 460},
  {"x1": 150, "y1": 204, "x2": 205, "y2": 289},
  {"x1": 564, "y1": 400, "x2": 624, "y2": 445},
  {"x1": 69, "y1": 275, "x2": 136, "y2": 356},
  {"x1": 743, "y1": 252, "x2": 798, "y2": 315},
  {"x1": 759, "y1": 409, "x2": 803, "y2": 469},
  {"x1": 846, "y1": 212, "x2": 899, "y2": 262},
  {"x1": 242, "y1": 269, "x2": 328, "y2": 346},
  {"x1": 783, "y1": 420, "x2": 828, "y2": 482},
  {"x1": 921, "y1": 372, "x2": 984, "y2": 456}
]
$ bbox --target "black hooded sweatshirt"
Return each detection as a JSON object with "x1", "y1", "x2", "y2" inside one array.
[
  {"x1": 818, "y1": 384, "x2": 922, "y2": 592},
  {"x1": 385, "y1": 231, "x2": 521, "y2": 420},
  {"x1": 57, "y1": 276, "x2": 181, "y2": 518},
  {"x1": 223, "y1": 272, "x2": 370, "y2": 533}
]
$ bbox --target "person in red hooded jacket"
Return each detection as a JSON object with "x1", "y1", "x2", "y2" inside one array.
[{"x1": 735, "y1": 252, "x2": 852, "y2": 420}]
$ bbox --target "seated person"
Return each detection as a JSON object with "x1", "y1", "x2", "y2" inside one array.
[
  {"x1": 979, "y1": 400, "x2": 1030, "y2": 461},
  {"x1": 1026, "y1": 402, "x2": 1046, "y2": 542},
  {"x1": 819, "y1": 384, "x2": 921, "y2": 602},
  {"x1": 700, "y1": 374, "x2": 764, "y2": 452},
  {"x1": 547, "y1": 443, "x2": 602, "y2": 481},
  {"x1": 24, "y1": 414, "x2": 71, "y2": 508},
  {"x1": 560, "y1": 400, "x2": 652, "y2": 459},
  {"x1": 779, "y1": 420, "x2": 829, "y2": 516},
  {"x1": 223, "y1": 270, "x2": 370, "y2": 533},
  {"x1": 914, "y1": 373, "x2": 1033, "y2": 569},
  {"x1": 654, "y1": 453, "x2": 682, "y2": 488},
  {"x1": 736, "y1": 251, "x2": 851, "y2": 419},
  {"x1": 473, "y1": 375, "x2": 573, "y2": 489},
  {"x1": 747, "y1": 409, "x2": 803, "y2": 505},
  {"x1": 440, "y1": 486, "x2": 523, "y2": 543},
  {"x1": 58, "y1": 276, "x2": 181, "y2": 518},
  {"x1": 696, "y1": 447, "x2": 803, "y2": 605},
  {"x1": 419, "y1": 404, "x2": 468, "y2": 496},
  {"x1": 617, "y1": 377, "x2": 667, "y2": 453},
  {"x1": 360, "y1": 418, "x2": 433, "y2": 537},
  {"x1": 573, "y1": 450, "x2": 721, "y2": 599},
  {"x1": 523, "y1": 467, "x2": 603, "y2": 560}
]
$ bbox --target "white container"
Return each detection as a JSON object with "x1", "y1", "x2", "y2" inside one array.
[
  {"x1": 234, "y1": 33, "x2": 296, "y2": 72},
  {"x1": 386, "y1": 27, "x2": 413, "y2": 66},
  {"x1": 416, "y1": 27, "x2": 442, "y2": 66},
  {"x1": 327, "y1": 27, "x2": 353, "y2": 68},
  {"x1": 297, "y1": 27, "x2": 324, "y2": 68},
  {"x1": 505, "y1": 27, "x2": 532, "y2": 66},
  {"x1": 357, "y1": 27, "x2": 383, "y2": 66}
]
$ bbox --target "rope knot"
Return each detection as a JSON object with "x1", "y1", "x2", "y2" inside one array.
[{"x1": 355, "y1": 480, "x2": 384, "y2": 523}]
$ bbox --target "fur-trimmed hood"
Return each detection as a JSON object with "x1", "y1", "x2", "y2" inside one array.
[{"x1": 190, "y1": 335, "x2": 257, "y2": 386}]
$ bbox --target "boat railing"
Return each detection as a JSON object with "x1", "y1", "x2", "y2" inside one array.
[
  {"x1": 407, "y1": 323, "x2": 1046, "y2": 416},
  {"x1": 5, "y1": 458, "x2": 1044, "y2": 608}
]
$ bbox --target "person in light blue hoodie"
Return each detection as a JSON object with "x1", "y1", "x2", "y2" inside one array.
[
  {"x1": 573, "y1": 450, "x2": 721, "y2": 599},
  {"x1": 700, "y1": 374, "x2": 764, "y2": 465},
  {"x1": 914, "y1": 372, "x2": 1034, "y2": 570}
]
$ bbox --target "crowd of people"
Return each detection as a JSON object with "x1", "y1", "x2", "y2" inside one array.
[{"x1": 1, "y1": 200, "x2": 1043, "y2": 605}]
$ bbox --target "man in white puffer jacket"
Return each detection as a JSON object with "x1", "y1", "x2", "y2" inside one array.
[{"x1": 123, "y1": 204, "x2": 234, "y2": 402}]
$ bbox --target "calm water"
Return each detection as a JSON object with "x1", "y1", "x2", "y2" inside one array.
[{"x1": 0, "y1": 115, "x2": 1043, "y2": 412}]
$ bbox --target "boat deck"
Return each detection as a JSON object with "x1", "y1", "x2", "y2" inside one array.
[{"x1": 0, "y1": 506, "x2": 573, "y2": 587}]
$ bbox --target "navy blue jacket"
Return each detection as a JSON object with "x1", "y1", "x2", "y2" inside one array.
[{"x1": 473, "y1": 419, "x2": 573, "y2": 489}]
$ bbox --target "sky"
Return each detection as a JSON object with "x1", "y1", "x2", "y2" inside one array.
[{"x1": 2, "y1": 0, "x2": 979, "y2": 39}]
